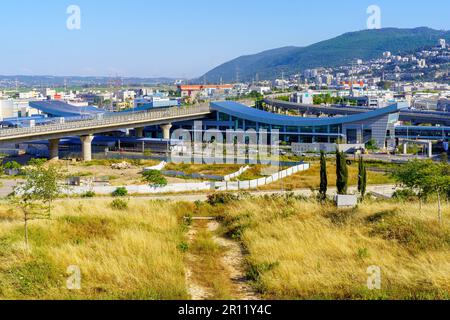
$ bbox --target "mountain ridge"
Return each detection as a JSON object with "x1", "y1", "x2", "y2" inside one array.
[{"x1": 200, "y1": 27, "x2": 450, "y2": 83}]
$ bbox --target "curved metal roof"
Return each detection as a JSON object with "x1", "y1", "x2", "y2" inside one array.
[
  {"x1": 29, "y1": 101, "x2": 106, "y2": 117},
  {"x1": 211, "y1": 101, "x2": 401, "y2": 126}
]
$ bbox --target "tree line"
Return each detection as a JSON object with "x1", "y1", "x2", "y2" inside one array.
[{"x1": 319, "y1": 150, "x2": 449, "y2": 223}]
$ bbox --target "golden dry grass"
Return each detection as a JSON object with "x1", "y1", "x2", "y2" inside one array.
[
  {"x1": 164, "y1": 163, "x2": 242, "y2": 176},
  {"x1": 1, "y1": 192, "x2": 449, "y2": 300},
  {"x1": 218, "y1": 196, "x2": 450, "y2": 300},
  {"x1": 260, "y1": 161, "x2": 393, "y2": 191},
  {"x1": 0, "y1": 199, "x2": 189, "y2": 300}
]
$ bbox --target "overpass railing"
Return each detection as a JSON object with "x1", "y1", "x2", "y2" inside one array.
[{"x1": 0, "y1": 105, "x2": 211, "y2": 139}]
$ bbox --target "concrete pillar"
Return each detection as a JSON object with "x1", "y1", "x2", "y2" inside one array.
[
  {"x1": 48, "y1": 139, "x2": 60, "y2": 161},
  {"x1": 80, "y1": 135, "x2": 94, "y2": 162},
  {"x1": 160, "y1": 124, "x2": 173, "y2": 140},
  {"x1": 403, "y1": 143, "x2": 408, "y2": 155},
  {"x1": 428, "y1": 142, "x2": 433, "y2": 158},
  {"x1": 135, "y1": 127, "x2": 144, "y2": 138}
]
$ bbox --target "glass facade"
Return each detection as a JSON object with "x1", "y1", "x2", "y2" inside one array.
[
  {"x1": 192, "y1": 109, "x2": 410, "y2": 148},
  {"x1": 395, "y1": 127, "x2": 450, "y2": 139}
]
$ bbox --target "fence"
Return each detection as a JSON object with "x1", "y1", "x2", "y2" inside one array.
[
  {"x1": 223, "y1": 166, "x2": 250, "y2": 181},
  {"x1": 67, "y1": 163, "x2": 310, "y2": 195},
  {"x1": 143, "y1": 161, "x2": 167, "y2": 171},
  {"x1": 160, "y1": 165, "x2": 250, "y2": 182}
]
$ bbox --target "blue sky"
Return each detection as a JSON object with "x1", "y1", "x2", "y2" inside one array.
[{"x1": 0, "y1": 0, "x2": 449, "y2": 78}]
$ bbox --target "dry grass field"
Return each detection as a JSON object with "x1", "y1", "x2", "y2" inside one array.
[
  {"x1": 0, "y1": 193, "x2": 448, "y2": 300},
  {"x1": 259, "y1": 161, "x2": 394, "y2": 191},
  {"x1": 0, "y1": 199, "x2": 189, "y2": 300},
  {"x1": 217, "y1": 196, "x2": 450, "y2": 299},
  {"x1": 164, "y1": 163, "x2": 243, "y2": 176}
]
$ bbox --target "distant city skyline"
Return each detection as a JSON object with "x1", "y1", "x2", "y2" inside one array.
[{"x1": 0, "y1": 0, "x2": 449, "y2": 78}]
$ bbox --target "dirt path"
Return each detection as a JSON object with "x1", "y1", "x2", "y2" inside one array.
[
  {"x1": 184, "y1": 218, "x2": 259, "y2": 300},
  {"x1": 185, "y1": 225, "x2": 212, "y2": 300},
  {"x1": 207, "y1": 221, "x2": 259, "y2": 300}
]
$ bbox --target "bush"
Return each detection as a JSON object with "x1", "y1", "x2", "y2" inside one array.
[
  {"x1": 365, "y1": 139, "x2": 378, "y2": 151},
  {"x1": 28, "y1": 158, "x2": 47, "y2": 167},
  {"x1": 392, "y1": 189, "x2": 417, "y2": 201},
  {"x1": 246, "y1": 262, "x2": 279, "y2": 282},
  {"x1": 178, "y1": 242, "x2": 189, "y2": 253},
  {"x1": 142, "y1": 170, "x2": 168, "y2": 186},
  {"x1": 81, "y1": 191, "x2": 96, "y2": 198},
  {"x1": 110, "y1": 198, "x2": 128, "y2": 210},
  {"x1": 4, "y1": 161, "x2": 21, "y2": 170},
  {"x1": 112, "y1": 187, "x2": 128, "y2": 197},
  {"x1": 207, "y1": 192, "x2": 239, "y2": 206}
]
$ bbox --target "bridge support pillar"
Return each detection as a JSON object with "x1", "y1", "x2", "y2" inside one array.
[
  {"x1": 135, "y1": 127, "x2": 145, "y2": 138},
  {"x1": 80, "y1": 135, "x2": 94, "y2": 162},
  {"x1": 49, "y1": 139, "x2": 60, "y2": 161},
  {"x1": 427, "y1": 141, "x2": 433, "y2": 159},
  {"x1": 161, "y1": 124, "x2": 172, "y2": 140}
]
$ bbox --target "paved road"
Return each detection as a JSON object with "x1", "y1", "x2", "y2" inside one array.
[{"x1": 0, "y1": 179, "x2": 22, "y2": 198}]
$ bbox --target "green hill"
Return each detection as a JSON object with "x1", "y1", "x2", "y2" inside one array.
[{"x1": 200, "y1": 27, "x2": 450, "y2": 83}]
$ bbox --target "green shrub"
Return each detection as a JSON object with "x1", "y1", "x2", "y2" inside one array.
[
  {"x1": 366, "y1": 210, "x2": 398, "y2": 223},
  {"x1": 207, "y1": 193, "x2": 239, "y2": 206},
  {"x1": 357, "y1": 248, "x2": 370, "y2": 259},
  {"x1": 246, "y1": 262, "x2": 279, "y2": 282},
  {"x1": 81, "y1": 191, "x2": 96, "y2": 198},
  {"x1": 28, "y1": 158, "x2": 47, "y2": 167},
  {"x1": 112, "y1": 187, "x2": 128, "y2": 197},
  {"x1": 370, "y1": 216, "x2": 450, "y2": 251},
  {"x1": 178, "y1": 242, "x2": 189, "y2": 253},
  {"x1": 392, "y1": 189, "x2": 417, "y2": 201},
  {"x1": 142, "y1": 170, "x2": 168, "y2": 186},
  {"x1": 4, "y1": 161, "x2": 21, "y2": 170},
  {"x1": 110, "y1": 198, "x2": 128, "y2": 210}
]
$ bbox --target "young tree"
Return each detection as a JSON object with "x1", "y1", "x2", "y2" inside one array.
[
  {"x1": 11, "y1": 161, "x2": 62, "y2": 250},
  {"x1": 9, "y1": 195, "x2": 46, "y2": 251},
  {"x1": 319, "y1": 151, "x2": 328, "y2": 201},
  {"x1": 423, "y1": 162, "x2": 450, "y2": 224},
  {"x1": 26, "y1": 163, "x2": 62, "y2": 215},
  {"x1": 391, "y1": 160, "x2": 430, "y2": 211},
  {"x1": 358, "y1": 156, "x2": 367, "y2": 199},
  {"x1": 336, "y1": 151, "x2": 348, "y2": 195},
  {"x1": 392, "y1": 159, "x2": 450, "y2": 222}
]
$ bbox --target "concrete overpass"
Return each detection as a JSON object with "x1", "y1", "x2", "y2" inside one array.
[
  {"x1": 0, "y1": 105, "x2": 210, "y2": 161},
  {"x1": 264, "y1": 99, "x2": 450, "y2": 126}
]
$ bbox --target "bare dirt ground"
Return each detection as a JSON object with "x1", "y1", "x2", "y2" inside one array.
[
  {"x1": 185, "y1": 226, "x2": 212, "y2": 300},
  {"x1": 207, "y1": 221, "x2": 259, "y2": 300},
  {"x1": 63, "y1": 164, "x2": 203, "y2": 186},
  {"x1": 184, "y1": 218, "x2": 259, "y2": 300}
]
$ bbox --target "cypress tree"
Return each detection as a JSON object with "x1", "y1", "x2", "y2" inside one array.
[
  {"x1": 336, "y1": 151, "x2": 348, "y2": 195},
  {"x1": 319, "y1": 151, "x2": 328, "y2": 201},
  {"x1": 358, "y1": 156, "x2": 367, "y2": 199}
]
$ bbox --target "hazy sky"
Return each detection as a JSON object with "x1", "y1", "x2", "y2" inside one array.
[{"x1": 0, "y1": 0, "x2": 449, "y2": 78}]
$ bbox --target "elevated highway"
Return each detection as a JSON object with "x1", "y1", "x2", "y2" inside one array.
[
  {"x1": 264, "y1": 99, "x2": 450, "y2": 126},
  {"x1": 0, "y1": 105, "x2": 211, "y2": 161}
]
